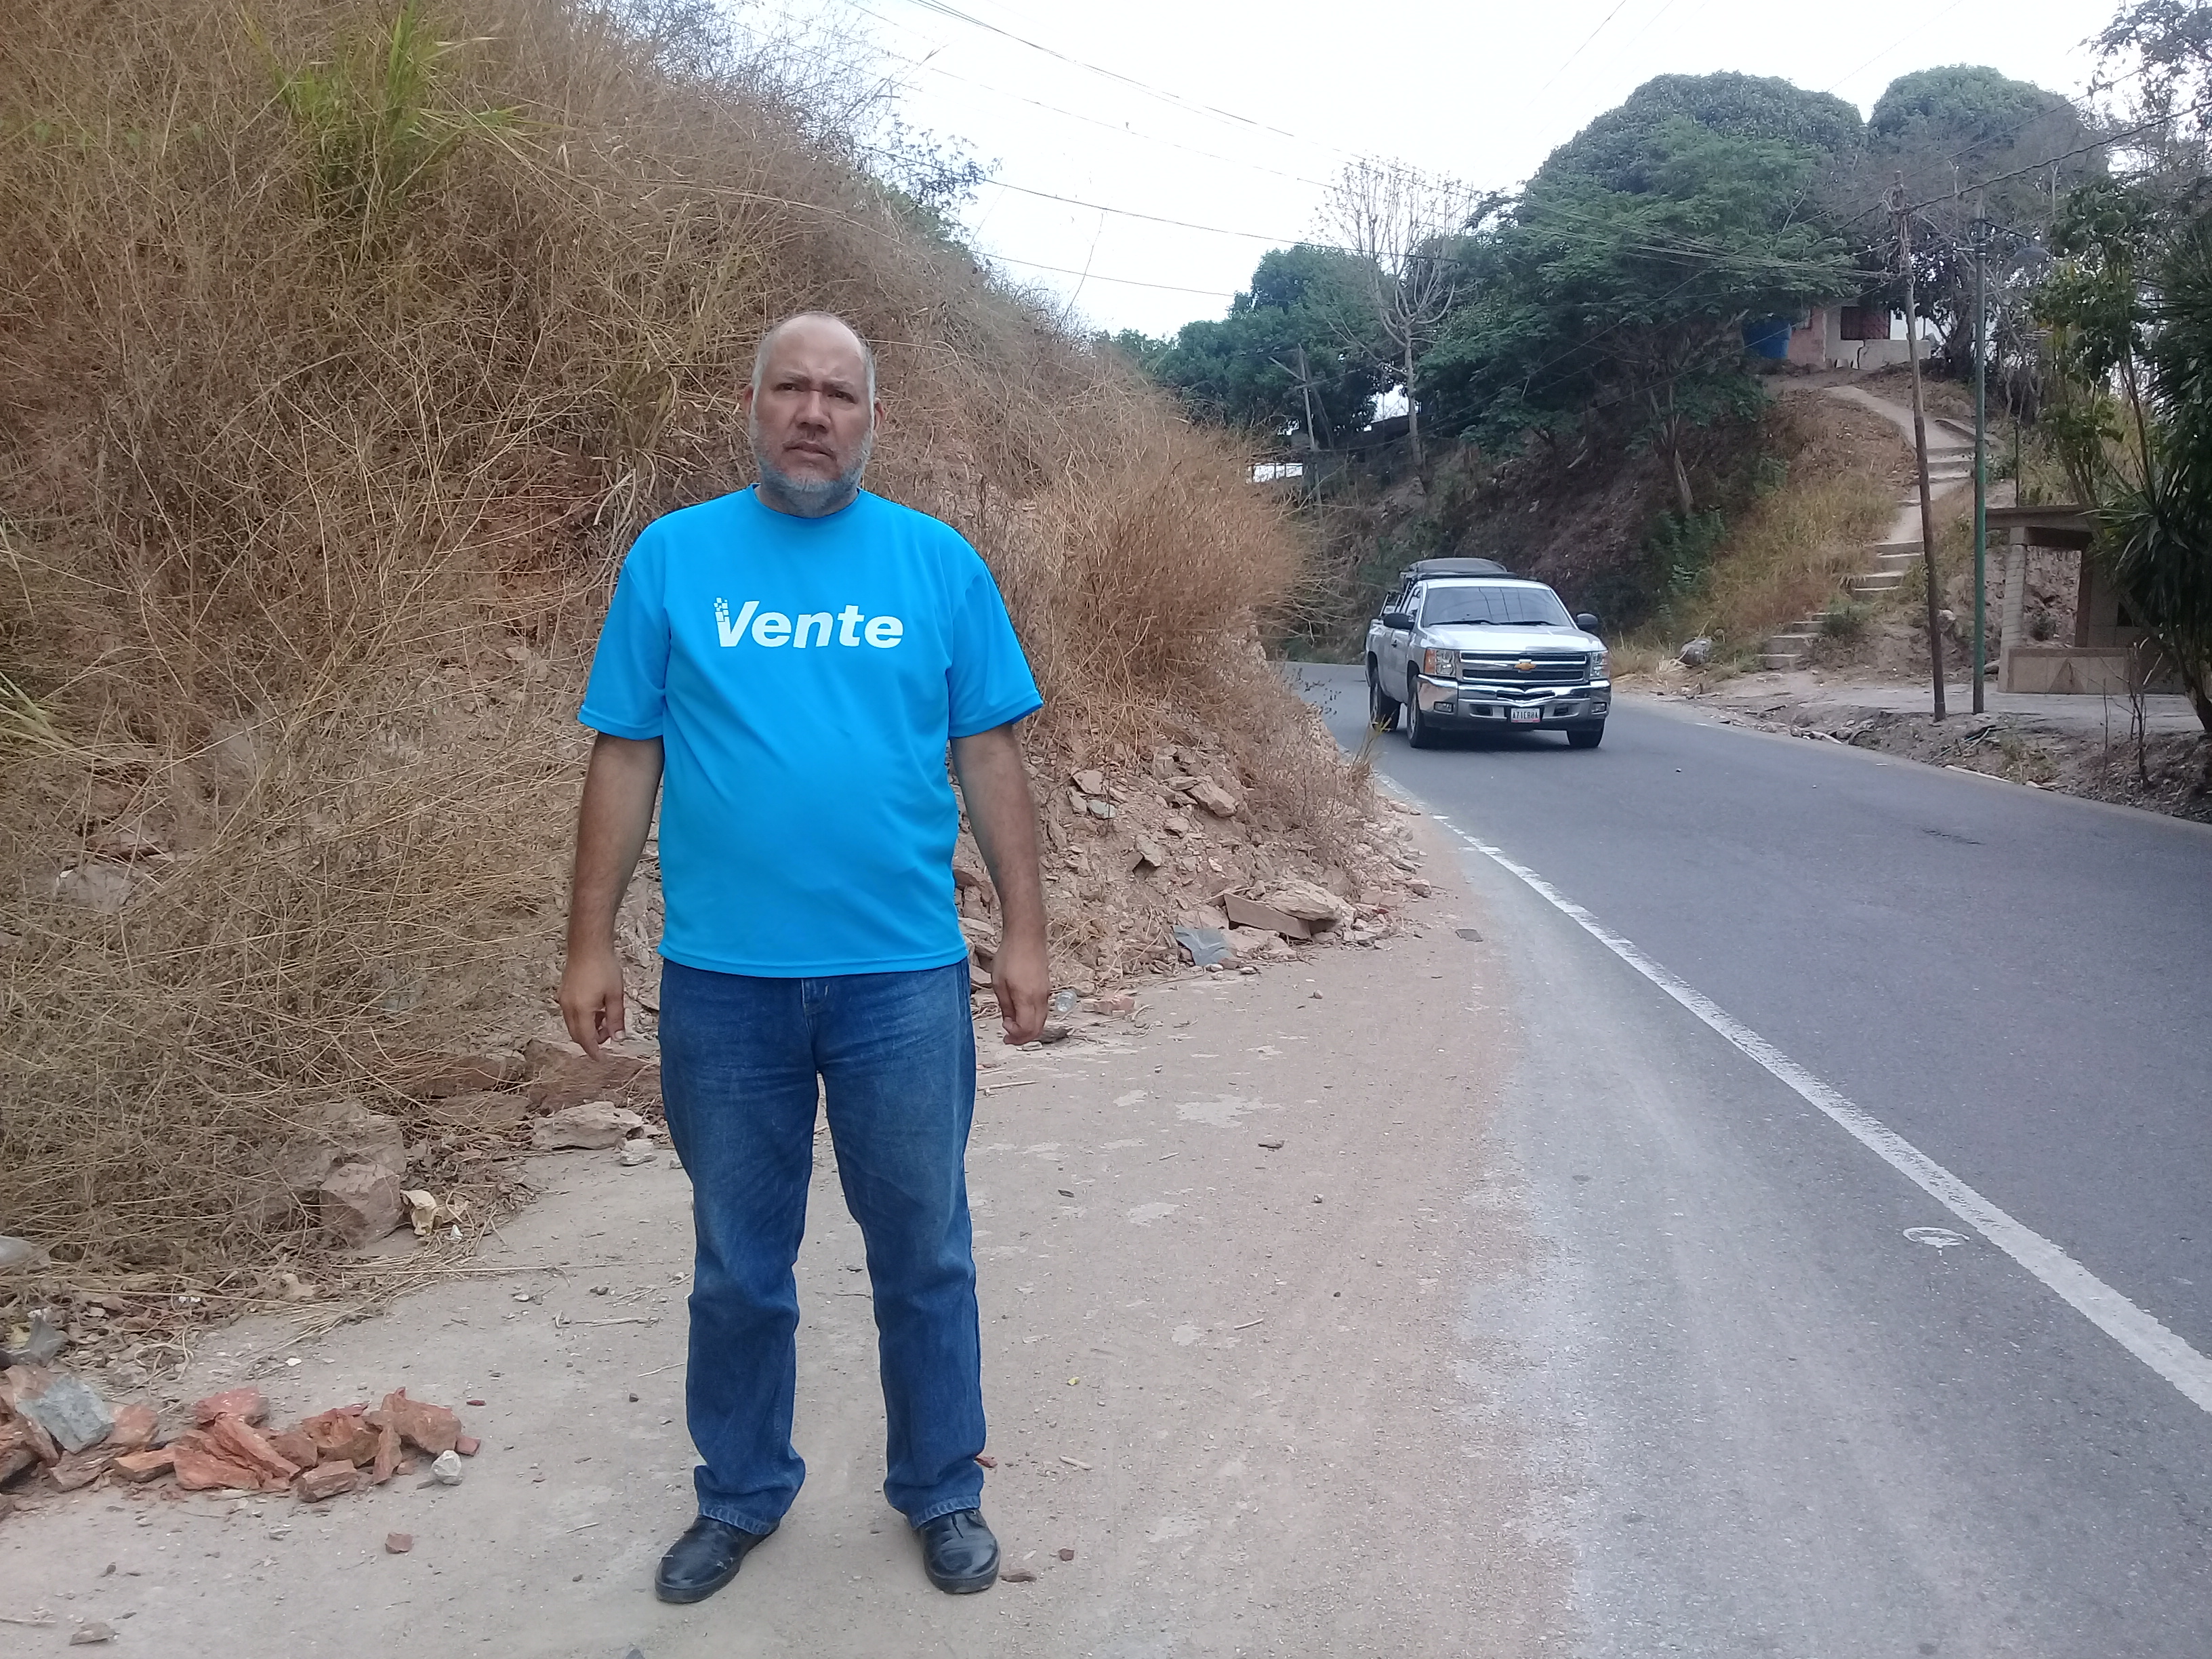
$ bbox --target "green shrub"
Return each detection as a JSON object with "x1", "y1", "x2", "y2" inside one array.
[{"x1": 1819, "y1": 600, "x2": 1869, "y2": 640}]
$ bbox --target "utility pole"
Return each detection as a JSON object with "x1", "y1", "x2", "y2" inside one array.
[
  {"x1": 1893, "y1": 174, "x2": 1946, "y2": 720},
  {"x1": 1971, "y1": 207, "x2": 1989, "y2": 715},
  {"x1": 1294, "y1": 344, "x2": 1320, "y2": 455}
]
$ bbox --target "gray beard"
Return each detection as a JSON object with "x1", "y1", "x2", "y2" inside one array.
[{"x1": 752, "y1": 426, "x2": 872, "y2": 516}]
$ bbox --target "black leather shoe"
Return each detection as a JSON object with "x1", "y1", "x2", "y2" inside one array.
[
  {"x1": 653, "y1": 1515, "x2": 775, "y2": 1603},
  {"x1": 917, "y1": 1508, "x2": 1000, "y2": 1593}
]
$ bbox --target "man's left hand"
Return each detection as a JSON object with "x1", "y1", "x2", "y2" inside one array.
[{"x1": 990, "y1": 930, "x2": 1050, "y2": 1045}]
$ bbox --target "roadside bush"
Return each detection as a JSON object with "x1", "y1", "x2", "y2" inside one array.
[{"x1": 1819, "y1": 601, "x2": 1870, "y2": 640}]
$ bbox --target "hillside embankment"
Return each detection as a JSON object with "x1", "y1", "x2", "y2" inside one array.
[
  {"x1": 0, "y1": 0, "x2": 1407, "y2": 1293},
  {"x1": 1283, "y1": 381, "x2": 1901, "y2": 662}
]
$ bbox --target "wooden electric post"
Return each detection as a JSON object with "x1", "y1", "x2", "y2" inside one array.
[
  {"x1": 1893, "y1": 174, "x2": 1947, "y2": 720},
  {"x1": 1971, "y1": 206, "x2": 1989, "y2": 715}
]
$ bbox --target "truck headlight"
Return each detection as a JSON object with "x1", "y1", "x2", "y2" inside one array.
[
  {"x1": 1588, "y1": 649, "x2": 1609, "y2": 678},
  {"x1": 1422, "y1": 647, "x2": 1460, "y2": 677}
]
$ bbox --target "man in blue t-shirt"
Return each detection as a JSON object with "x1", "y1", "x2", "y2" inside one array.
[{"x1": 562, "y1": 312, "x2": 1047, "y2": 1604}]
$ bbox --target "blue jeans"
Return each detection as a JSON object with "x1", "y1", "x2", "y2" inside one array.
[{"x1": 656, "y1": 958, "x2": 985, "y2": 1532}]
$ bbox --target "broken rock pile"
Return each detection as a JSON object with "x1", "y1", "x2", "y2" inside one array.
[
  {"x1": 956, "y1": 744, "x2": 1427, "y2": 989},
  {"x1": 1, "y1": 1373, "x2": 478, "y2": 1509},
  {"x1": 250, "y1": 1038, "x2": 668, "y2": 1248}
]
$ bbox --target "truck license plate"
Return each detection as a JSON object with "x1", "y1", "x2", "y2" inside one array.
[{"x1": 1509, "y1": 705, "x2": 1542, "y2": 724}]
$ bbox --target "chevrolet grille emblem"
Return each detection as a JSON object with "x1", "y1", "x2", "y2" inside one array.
[{"x1": 1515, "y1": 658, "x2": 1537, "y2": 673}]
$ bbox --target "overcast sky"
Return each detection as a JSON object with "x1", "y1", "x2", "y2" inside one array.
[{"x1": 771, "y1": 0, "x2": 2108, "y2": 337}]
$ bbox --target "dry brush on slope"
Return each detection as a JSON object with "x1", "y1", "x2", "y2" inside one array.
[{"x1": 0, "y1": 0, "x2": 1381, "y2": 1275}]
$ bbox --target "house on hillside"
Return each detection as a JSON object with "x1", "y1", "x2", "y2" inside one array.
[{"x1": 1744, "y1": 305, "x2": 1932, "y2": 370}]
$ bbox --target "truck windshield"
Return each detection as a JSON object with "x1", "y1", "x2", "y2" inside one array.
[{"x1": 1420, "y1": 583, "x2": 1574, "y2": 628}]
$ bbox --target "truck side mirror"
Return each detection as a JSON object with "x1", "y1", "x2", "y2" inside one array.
[
  {"x1": 1575, "y1": 612, "x2": 1601, "y2": 634},
  {"x1": 1380, "y1": 611, "x2": 1414, "y2": 631}
]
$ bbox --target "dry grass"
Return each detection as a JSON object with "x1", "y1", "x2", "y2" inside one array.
[
  {"x1": 1651, "y1": 394, "x2": 1900, "y2": 653},
  {"x1": 0, "y1": 0, "x2": 1363, "y2": 1275}
]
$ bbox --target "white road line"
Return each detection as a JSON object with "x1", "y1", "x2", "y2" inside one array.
[{"x1": 1436, "y1": 813, "x2": 2212, "y2": 1418}]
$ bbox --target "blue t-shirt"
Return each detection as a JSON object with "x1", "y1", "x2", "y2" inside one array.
[{"x1": 578, "y1": 487, "x2": 1042, "y2": 977}]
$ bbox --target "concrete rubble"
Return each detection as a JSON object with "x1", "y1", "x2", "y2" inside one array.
[
  {"x1": 531, "y1": 1101, "x2": 647, "y2": 1151},
  {"x1": 6, "y1": 1365, "x2": 113, "y2": 1452},
  {"x1": 987, "y1": 743, "x2": 1420, "y2": 994},
  {"x1": 0, "y1": 1364, "x2": 483, "y2": 1511},
  {"x1": 0, "y1": 1237, "x2": 52, "y2": 1274}
]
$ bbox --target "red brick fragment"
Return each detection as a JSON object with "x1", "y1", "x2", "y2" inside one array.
[
  {"x1": 371, "y1": 1420, "x2": 401, "y2": 1485},
  {"x1": 12, "y1": 1410, "x2": 60, "y2": 1466},
  {"x1": 203, "y1": 1414, "x2": 300, "y2": 1485},
  {"x1": 104, "y1": 1404, "x2": 159, "y2": 1452},
  {"x1": 0, "y1": 1429, "x2": 37, "y2": 1485},
  {"x1": 49, "y1": 1448, "x2": 111, "y2": 1491},
  {"x1": 300, "y1": 1406, "x2": 379, "y2": 1467},
  {"x1": 294, "y1": 1462, "x2": 360, "y2": 1502},
  {"x1": 974, "y1": 1453, "x2": 997, "y2": 1469},
  {"x1": 267, "y1": 1429, "x2": 317, "y2": 1471},
  {"x1": 384, "y1": 1531, "x2": 413, "y2": 1553},
  {"x1": 190, "y1": 1387, "x2": 266, "y2": 1427},
  {"x1": 111, "y1": 1448, "x2": 176, "y2": 1483},
  {"x1": 376, "y1": 1389, "x2": 462, "y2": 1456},
  {"x1": 169, "y1": 1436, "x2": 262, "y2": 1492},
  {"x1": 453, "y1": 1435, "x2": 480, "y2": 1458}
]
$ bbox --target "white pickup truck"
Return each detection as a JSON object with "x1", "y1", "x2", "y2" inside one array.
[{"x1": 1365, "y1": 558, "x2": 1612, "y2": 750}]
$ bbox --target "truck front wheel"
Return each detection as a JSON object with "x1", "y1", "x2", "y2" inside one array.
[
  {"x1": 1367, "y1": 661, "x2": 1399, "y2": 731},
  {"x1": 1567, "y1": 724, "x2": 1605, "y2": 750},
  {"x1": 1405, "y1": 671, "x2": 1437, "y2": 749}
]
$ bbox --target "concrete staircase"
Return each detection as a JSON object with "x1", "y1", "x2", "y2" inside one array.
[{"x1": 1760, "y1": 390, "x2": 1975, "y2": 670}]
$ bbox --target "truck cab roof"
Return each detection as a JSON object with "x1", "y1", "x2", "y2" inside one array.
[{"x1": 1397, "y1": 556, "x2": 1512, "y2": 581}]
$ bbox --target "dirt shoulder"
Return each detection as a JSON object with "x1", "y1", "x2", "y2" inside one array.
[
  {"x1": 1660, "y1": 674, "x2": 2212, "y2": 824},
  {"x1": 0, "y1": 823, "x2": 1568, "y2": 1658}
]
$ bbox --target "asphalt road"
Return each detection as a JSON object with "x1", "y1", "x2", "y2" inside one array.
[{"x1": 1294, "y1": 665, "x2": 2212, "y2": 1657}]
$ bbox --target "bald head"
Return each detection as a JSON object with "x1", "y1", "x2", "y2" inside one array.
[
  {"x1": 743, "y1": 312, "x2": 882, "y2": 518},
  {"x1": 750, "y1": 312, "x2": 876, "y2": 403}
]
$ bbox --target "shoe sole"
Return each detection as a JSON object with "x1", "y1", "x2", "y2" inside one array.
[
  {"x1": 926, "y1": 1561, "x2": 1001, "y2": 1595},
  {"x1": 654, "y1": 1563, "x2": 742, "y2": 1605}
]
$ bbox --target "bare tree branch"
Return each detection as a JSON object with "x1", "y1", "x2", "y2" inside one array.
[{"x1": 1323, "y1": 161, "x2": 1492, "y2": 459}]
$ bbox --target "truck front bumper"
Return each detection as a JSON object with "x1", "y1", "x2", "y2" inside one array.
[{"x1": 1412, "y1": 674, "x2": 1612, "y2": 729}]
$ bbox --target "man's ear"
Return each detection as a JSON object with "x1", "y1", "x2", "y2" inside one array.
[
  {"x1": 740, "y1": 385, "x2": 756, "y2": 417},
  {"x1": 872, "y1": 396, "x2": 885, "y2": 430}
]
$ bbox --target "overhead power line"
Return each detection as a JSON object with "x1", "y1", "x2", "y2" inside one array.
[
  {"x1": 1533, "y1": 0, "x2": 1641, "y2": 98},
  {"x1": 1820, "y1": 0, "x2": 1973, "y2": 95},
  {"x1": 1619, "y1": 0, "x2": 1698, "y2": 51},
  {"x1": 874, "y1": 47, "x2": 1332, "y2": 188},
  {"x1": 985, "y1": 177, "x2": 1847, "y2": 287},
  {"x1": 1917, "y1": 61, "x2": 2151, "y2": 174},
  {"x1": 985, "y1": 252, "x2": 1236, "y2": 298},
  {"x1": 886, "y1": 0, "x2": 1364, "y2": 161},
  {"x1": 985, "y1": 178, "x2": 1305, "y2": 244},
  {"x1": 1912, "y1": 92, "x2": 2212, "y2": 209}
]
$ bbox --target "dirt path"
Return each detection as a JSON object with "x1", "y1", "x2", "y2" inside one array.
[{"x1": 0, "y1": 826, "x2": 1568, "y2": 1658}]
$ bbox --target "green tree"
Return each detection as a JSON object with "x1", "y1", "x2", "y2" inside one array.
[
  {"x1": 1851, "y1": 66, "x2": 2098, "y2": 377},
  {"x1": 1424, "y1": 119, "x2": 1855, "y2": 511},
  {"x1": 2037, "y1": 180, "x2": 2212, "y2": 729},
  {"x1": 1139, "y1": 245, "x2": 1393, "y2": 445},
  {"x1": 1532, "y1": 70, "x2": 1864, "y2": 194}
]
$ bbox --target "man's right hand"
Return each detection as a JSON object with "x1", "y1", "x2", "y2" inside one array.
[
  {"x1": 562, "y1": 733, "x2": 663, "y2": 1059},
  {"x1": 560, "y1": 944, "x2": 628, "y2": 1059}
]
